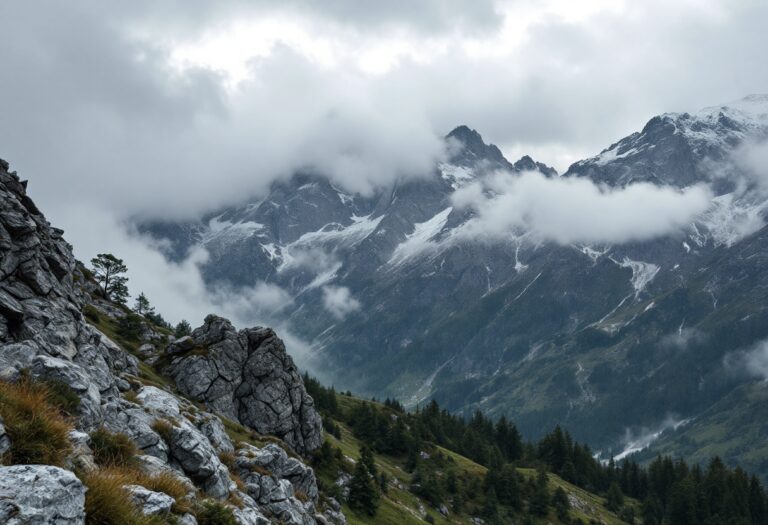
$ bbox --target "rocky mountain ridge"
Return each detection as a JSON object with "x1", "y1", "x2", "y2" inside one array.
[
  {"x1": 0, "y1": 159, "x2": 342, "y2": 524},
  {"x1": 141, "y1": 95, "x2": 768, "y2": 479}
]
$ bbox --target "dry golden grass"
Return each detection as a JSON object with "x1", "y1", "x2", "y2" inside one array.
[
  {"x1": 150, "y1": 418, "x2": 175, "y2": 443},
  {"x1": 0, "y1": 379, "x2": 72, "y2": 465},
  {"x1": 218, "y1": 450, "x2": 236, "y2": 470},
  {"x1": 81, "y1": 468, "x2": 165, "y2": 525},
  {"x1": 82, "y1": 466, "x2": 194, "y2": 519},
  {"x1": 90, "y1": 427, "x2": 139, "y2": 468}
]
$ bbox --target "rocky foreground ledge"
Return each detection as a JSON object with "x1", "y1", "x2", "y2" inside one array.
[{"x1": 0, "y1": 158, "x2": 342, "y2": 524}]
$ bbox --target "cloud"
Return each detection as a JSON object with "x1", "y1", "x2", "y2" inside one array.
[
  {"x1": 735, "y1": 139, "x2": 768, "y2": 191},
  {"x1": 724, "y1": 339, "x2": 768, "y2": 381},
  {"x1": 452, "y1": 170, "x2": 713, "y2": 244},
  {"x1": 0, "y1": 0, "x2": 766, "y2": 372},
  {"x1": 660, "y1": 328, "x2": 707, "y2": 351},
  {"x1": 321, "y1": 286, "x2": 361, "y2": 319}
]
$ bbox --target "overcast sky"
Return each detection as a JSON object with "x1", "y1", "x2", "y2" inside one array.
[{"x1": 0, "y1": 0, "x2": 766, "y2": 327}]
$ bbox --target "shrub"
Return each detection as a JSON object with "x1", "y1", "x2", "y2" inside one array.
[
  {"x1": 81, "y1": 469, "x2": 163, "y2": 525},
  {"x1": 218, "y1": 451, "x2": 236, "y2": 470},
  {"x1": 123, "y1": 389, "x2": 140, "y2": 404},
  {"x1": 117, "y1": 313, "x2": 144, "y2": 342},
  {"x1": 151, "y1": 418, "x2": 176, "y2": 443},
  {"x1": 0, "y1": 379, "x2": 72, "y2": 465},
  {"x1": 83, "y1": 304, "x2": 101, "y2": 323},
  {"x1": 196, "y1": 500, "x2": 238, "y2": 525},
  {"x1": 90, "y1": 427, "x2": 139, "y2": 468},
  {"x1": 41, "y1": 378, "x2": 81, "y2": 415}
]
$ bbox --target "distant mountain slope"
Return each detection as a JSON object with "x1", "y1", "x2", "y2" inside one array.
[{"x1": 142, "y1": 95, "x2": 768, "y2": 477}]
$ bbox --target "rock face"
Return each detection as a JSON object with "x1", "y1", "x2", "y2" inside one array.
[
  {"x1": 163, "y1": 315, "x2": 323, "y2": 455},
  {"x1": 0, "y1": 465, "x2": 86, "y2": 524},
  {"x1": 126, "y1": 484, "x2": 176, "y2": 516},
  {"x1": 0, "y1": 160, "x2": 341, "y2": 524},
  {"x1": 0, "y1": 160, "x2": 136, "y2": 429}
]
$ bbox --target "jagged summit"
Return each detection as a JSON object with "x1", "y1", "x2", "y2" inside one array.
[
  {"x1": 512, "y1": 154, "x2": 558, "y2": 177},
  {"x1": 566, "y1": 94, "x2": 768, "y2": 188},
  {"x1": 445, "y1": 124, "x2": 510, "y2": 167}
]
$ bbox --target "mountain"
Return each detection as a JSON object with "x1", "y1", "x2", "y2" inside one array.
[
  {"x1": 0, "y1": 156, "x2": 673, "y2": 525},
  {"x1": 0, "y1": 158, "x2": 343, "y2": 524},
  {"x1": 141, "y1": 96, "x2": 768, "y2": 477}
]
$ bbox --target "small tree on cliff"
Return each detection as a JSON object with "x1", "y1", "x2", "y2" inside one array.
[
  {"x1": 90, "y1": 253, "x2": 129, "y2": 304},
  {"x1": 133, "y1": 292, "x2": 155, "y2": 317},
  {"x1": 174, "y1": 319, "x2": 192, "y2": 338}
]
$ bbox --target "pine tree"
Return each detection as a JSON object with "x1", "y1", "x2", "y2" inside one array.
[
  {"x1": 552, "y1": 487, "x2": 570, "y2": 521},
  {"x1": 360, "y1": 445, "x2": 377, "y2": 477},
  {"x1": 90, "y1": 253, "x2": 129, "y2": 303},
  {"x1": 529, "y1": 469, "x2": 550, "y2": 517},
  {"x1": 174, "y1": 319, "x2": 192, "y2": 338},
  {"x1": 749, "y1": 475, "x2": 767, "y2": 525},
  {"x1": 606, "y1": 481, "x2": 624, "y2": 512},
  {"x1": 348, "y1": 458, "x2": 379, "y2": 516},
  {"x1": 133, "y1": 292, "x2": 154, "y2": 317}
]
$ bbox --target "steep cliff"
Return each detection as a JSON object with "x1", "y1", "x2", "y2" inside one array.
[{"x1": 0, "y1": 158, "x2": 341, "y2": 525}]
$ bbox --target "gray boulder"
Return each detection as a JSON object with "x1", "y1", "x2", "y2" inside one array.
[
  {"x1": 125, "y1": 485, "x2": 175, "y2": 516},
  {"x1": 163, "y1": 419, "x2": 233, "y2": 499},
  {"x1": 163, "y1": 315, "x2": 323, "y2": 455},
  {"x1": 0, "y1": 416, "x2": 10, "y2": 456},
  {"x1": 0, "y1": 465, "x2": 86, "y2": 524},
  {"x1": 235, "y1": 443, "x2": 318, "y2": 502}
]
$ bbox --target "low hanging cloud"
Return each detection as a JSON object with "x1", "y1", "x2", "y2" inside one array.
[
  {"x1": 735, "y1": 139, "x2": 768, "y2": 192},
  {"x1": 321, "y1": 285, "x2": 361, "y2": 319},
  {"x1": 452, "y1": 171, "x2": 713, "y2": 244},
  {"x1": 724, "y1": 339, "x2": 768, "y2": 381}
]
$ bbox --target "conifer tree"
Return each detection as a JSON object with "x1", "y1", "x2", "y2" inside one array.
[
  {"x1": 529, "y1": 469, "x2": 550, "y2": 516},
  {"x1": 174, "y1": 319, "x2": 192, "y2": 338},
  {"x1": 90, "y1": 253, "x2": 129, "y2": 303},
  {"x1": 606, "y1": 481, "x2": 624, "y2": 512},
  {"x1": 133, "y1": 292, "x2": 154, "y2": 316},
  {"x1": 552, "y1": 486, "x2": 570, "y2": 521},
  {"x1": 348, "y1": 456, "x2": 379, "y2": 515}
]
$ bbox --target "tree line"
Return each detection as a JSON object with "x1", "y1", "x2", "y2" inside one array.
[
  {"x1": 88, "y1": 253, "x2": 192, "y2": 339},
  {"x1": 304, "y1": 374, "x2": 768, "y2": 524}
]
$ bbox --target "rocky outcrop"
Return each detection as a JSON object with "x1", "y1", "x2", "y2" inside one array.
[
  {"x1": 126, "y1": 484, "x2": 176, "y2": 516},
  {"x1": 0, "y1": 159, "x2": 341, "y2": 524},
  {"x1": 0, "y1": 465, "x2": 86, "y2": 524},
  {"x1": 163, "y1": 315, "x2": 323, "y2": 455},
  {"x1": 0, "y1": 160, "x2": 136, "y2": 429}
]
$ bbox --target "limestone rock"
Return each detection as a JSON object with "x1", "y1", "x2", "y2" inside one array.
[
  {"x1": 164, "y1": 315, "x2": 323, "y2": 455},
  {"x1": 0, "y1": 465, "x2": 86, "y2": 524},
  {"x1": 0, "y1": 416, "x2": 10, "y2": 456},
  {"x1": 235, "y1": 443, "x2": 318, "y2": 502},
  {"x1": 163, "y1": 419, "x2": 233, "y2": 499},
  {"x1": 125, "y1": 484, "x2": 175, "y2": 516}
]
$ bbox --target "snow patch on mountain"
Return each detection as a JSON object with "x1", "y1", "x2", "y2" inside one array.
[
  {"x1": 696, "y1": 193, "x2": 766, "y2": 247},
  {"x1": 612, "y1": 417, "x2": 691, "y2": 461},
  {"x1": 289, "y1": 214, "x2": 384, "y2": 250},
  {"x1": 613, "y1": 258, "x2": 660, "y2": 296},
  {"x1": 439, "y1": 162, "x2": 475, "y2": 189},
  {"x1": 388, "y1": 207, "x2": 453, "y2": 265},
  {"x1": 201, "y1": 215, "x2": 265, "y2": 248}
]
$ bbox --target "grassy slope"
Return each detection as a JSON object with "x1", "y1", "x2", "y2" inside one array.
[
  {"x1": 84, "y1": 303, "x2": 633, "y2": 524},
  {"x1": 328, "y1": 395, "x2": 634, "y2": 524}
]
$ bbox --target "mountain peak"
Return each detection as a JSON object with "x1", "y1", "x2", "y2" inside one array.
[
  {"x1": 513, "y1": 155, "x2": 558, "y2": 177},
  {"x1": 445, "y1": 125, "x2": 509, "y2": 167},
  {"x1": 446, "y1": 124, "x2": 484, "y2": 143}
]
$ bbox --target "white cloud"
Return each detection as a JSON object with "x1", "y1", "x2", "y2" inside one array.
[
  {"x1": 451, "y1": 171, "x2": 713, "y2": 244},
  {"x1": 321, "y1": 286, "x2": 361, "y2": 319},
  {"x1": 735, "y1": 139, "x2": 768, "y2": 191},
  {"x1": 725, "y1": 339, "x2": 768, "y2": 381}
]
